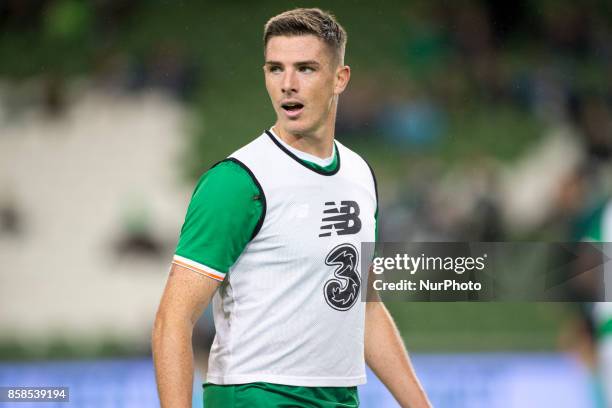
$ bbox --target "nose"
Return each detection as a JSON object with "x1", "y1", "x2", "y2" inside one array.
[{"x1": 281, "y1": 69, "x2": 298, "y2": 95}]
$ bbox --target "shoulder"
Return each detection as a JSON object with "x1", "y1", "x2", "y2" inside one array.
[
  {"x1": 192, "y1": 159, "x2": 260, "y2": 201},
  {"x1": 335, "y1": 138, "x2": 378, "y2": 191},
  {"x1": 335, "y1": 139, "x2": 373, "y2": 171},
  {"x1": 230, "y1": 132, "x2": 271, "y2": 162},
  {"x1": 196, "y1": 131, "x2": 270, "y2": 194}
]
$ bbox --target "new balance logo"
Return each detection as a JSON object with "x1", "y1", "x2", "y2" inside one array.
[{"x1": 319, "y1": 201, "x2": 361, "y2": 237}]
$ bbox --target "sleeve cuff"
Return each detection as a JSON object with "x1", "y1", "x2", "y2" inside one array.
[{"x1": 172, "y1": 254, "x2": 226, "y2": 282}]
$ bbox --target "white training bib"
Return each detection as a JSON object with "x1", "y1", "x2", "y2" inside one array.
[{"x1": 206, "y1": 130, "x2": 377, "y2": 387}]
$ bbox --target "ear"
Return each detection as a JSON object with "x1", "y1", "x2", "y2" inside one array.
[{"x1": 334, "y1": 65, "x2": 351, "y2": 95}]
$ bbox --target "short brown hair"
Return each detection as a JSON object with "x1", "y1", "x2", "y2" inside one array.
[{"x1": 263, "y1": 8, "x2": 347, "y2": 63}]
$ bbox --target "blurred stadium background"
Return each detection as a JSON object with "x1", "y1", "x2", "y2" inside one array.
[{"x1": 0, "y1": 0, "x2": 611, "y2": 407}]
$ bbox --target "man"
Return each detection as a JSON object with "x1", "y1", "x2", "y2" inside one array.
[{"x1": 153, "y1": 8, "x2": 430, "y2": 407}]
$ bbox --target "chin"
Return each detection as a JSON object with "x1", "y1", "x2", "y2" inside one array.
[{"x1": 280, "y1": 120, "x2": 313, "y2": 136}]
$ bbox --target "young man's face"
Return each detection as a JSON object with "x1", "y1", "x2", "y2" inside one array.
[{"x1": 264, "y1": 35, "x2": 349, "y2": 138}]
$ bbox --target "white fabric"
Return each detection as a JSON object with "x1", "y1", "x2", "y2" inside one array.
[
  {"x1": 171, "y1": 255, "x2": 225, "y2": 281},
  {"x1": 206, "y1": 131, "x2": 376, "y2": 387},
  {"x1": 268, "y1": 128, "x2": 336, "y2": 167}
]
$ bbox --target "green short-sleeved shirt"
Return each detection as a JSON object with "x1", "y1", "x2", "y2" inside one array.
[
  {"x1": 175, "y1": 144, "x2": 377, "y2": 277},
  {"x1": 175, "y1": 159, "x2": 264, "y2": 275},
  {"x1": 175, "y1": 144, "x2": 375, "y2": 407}
]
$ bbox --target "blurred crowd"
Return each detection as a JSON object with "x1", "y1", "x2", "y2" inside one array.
[
  {"x1": 335, "y1": 1, "x2": 612, "y2": 243},
  {"x1": 1, "y1": 0, "x2": 610, "y2": 284},
  {"x1": 0, "y1": 0, "x2": 198, "y2": 119},
  {"x1": 1, "y1": 4, "x2": 611, "y2": 402},
  {"x1": 1, "y1": 1, "x2": 610, "y2": 261}
]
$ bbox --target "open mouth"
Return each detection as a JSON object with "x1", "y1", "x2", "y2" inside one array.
[{"x1": 281, "y1": 102, "x2": 304, "y2": 113}]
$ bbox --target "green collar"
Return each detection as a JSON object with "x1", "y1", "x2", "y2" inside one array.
[{"x1": 300, "y1": 144, "x2": 339, "y2": 174}]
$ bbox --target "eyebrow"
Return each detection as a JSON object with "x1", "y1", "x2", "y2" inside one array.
[{"x1": 264, "y1": 60, "x2": 321, "y2": 67}]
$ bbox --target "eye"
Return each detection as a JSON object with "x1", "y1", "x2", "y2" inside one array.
[
  {"x1": 268, "y1": 65, "x2": 282, "y2": 73},
  {"x1": 299, "y1": 66, "x2": 314, "y2": 73}
]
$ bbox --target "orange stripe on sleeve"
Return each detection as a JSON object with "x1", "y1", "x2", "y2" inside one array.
[{"x1": 172, "y1": 259, "x2": 225, "y2": 282}]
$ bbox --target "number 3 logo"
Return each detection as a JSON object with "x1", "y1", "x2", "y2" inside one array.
[{"x1": 323, "y1": 243, "x2": 361, "y2": 311}]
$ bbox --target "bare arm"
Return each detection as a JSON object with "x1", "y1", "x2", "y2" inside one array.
[
  {"x1": 365, "y1": 270, "x2": 431, "y2": 407},
  {"x1": 152, "y1": 263, "x2": 220, "y2": 408}
]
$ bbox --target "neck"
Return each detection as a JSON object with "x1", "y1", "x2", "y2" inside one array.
[{"x1": 273, "y1": 103, "x2": 337, "y2": 159}]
